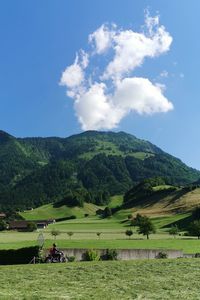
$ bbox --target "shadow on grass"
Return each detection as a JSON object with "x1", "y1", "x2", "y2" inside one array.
[
  {"x1": 162, "y1": 214, "x2": 193, "y2": 230},
  {"x1": 164, "y1": 188, "x2": 190, "y2": 207}
]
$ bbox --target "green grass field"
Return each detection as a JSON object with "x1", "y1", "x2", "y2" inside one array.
[
  {"x1": 4, "y1": 206, "x2": 198, "y2": 253},
  {"x1": 8, "y1": 195, "x2": 200, "y2": 255},
  {"x1": 2, "y1": 228, "x2": 200, "y2": 253},
  {"x1": 20, "y1": 202, "x2": 100, "y2": 220},
  {"x1": 20, "y1": 195, "x2": 123, "y2": 220},
  {"x1": 1, "y1": 259, "x2": 200, "y2": 299}
]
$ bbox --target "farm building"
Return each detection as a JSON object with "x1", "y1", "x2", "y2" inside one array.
[{"x1": 9, "y1": 220, "x2": 29, "y2": 230}]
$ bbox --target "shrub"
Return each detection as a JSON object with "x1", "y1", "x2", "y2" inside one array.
[
  {"x1": 67, "y1": 256, "x2": 75, "y2": 262},
  {"x1": 156, "y1": 252, "x2": 168, "y2": 259},
  {"x1": 96, "y1": 209, "x2": 104, "y2": 216},
  {"x1": 125, "y1": 229, "x2": 133, "y2": 239},
  {"x1": 55, "y1": 215, "x2": 76, "y2": 222},
  {"x1": 188, "y1": 220, "x2": 200, "y2": 239},
  {"x1": 83, "y1": 249, "x2": 100, "y2": 261},
  {"x1": 51, "y1": 229, "x2": 60, "y2": 239},
  {"x1": 26, "y1": 222, "x2": 37, "y2": 232},
  {"x1": 103, "y1": 207, "x2": 112, "y2": 218},
  {"x1": 67, "y1": 232, "x2": 74, "y2": 239},
  {"x1": 0, "y1": 246, "x2": 40, "y2": 265},
  {"x1": 101, "y1": 249, "x2": 118, "y2": 261},
  {"x1": 0, "y1": 220, "x2": 7, "y2": 231},
  {"x1": 169, "y1": 225, "x2": 179, "y2": 238},
  {"x1": 96, "y1": 232, "x2": 102, "y2": 239}
]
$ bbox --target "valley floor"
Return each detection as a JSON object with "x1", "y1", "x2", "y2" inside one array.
[
  {"x1": 0, "y1": 259, "x2": 200, "y2": 299},
  {"x1": 1, "y1": 212, "x2": 200, "y2": 253}
]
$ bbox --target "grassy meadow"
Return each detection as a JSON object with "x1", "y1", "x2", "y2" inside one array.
[
  {"x1": 1, "y1": 232, "x2": 200, "y2": 253},
  {"x1": 1, "y1": 211, "x2": 200, "y2": 253},
  {"x1": 4, "y1": 193, "x2": 200, "y2": 254},
  {"x1": 1, "y1": 194, "x2": 200, "y2": 299},
  {"x1": 1, "y1": 259, "x2": 200, "y2": 299}
]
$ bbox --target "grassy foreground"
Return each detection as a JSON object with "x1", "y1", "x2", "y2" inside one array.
[{"x1": 0, "y1": 259, "x2": 200, "y2": 299}]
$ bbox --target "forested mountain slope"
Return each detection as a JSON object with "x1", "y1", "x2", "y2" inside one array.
[{"x1": 0, "y1": 130, "x2": 199, "y2": 210}]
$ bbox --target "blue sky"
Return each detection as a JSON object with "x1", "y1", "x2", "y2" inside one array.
[{"x1": 0, "y1": 1, "x2": 200, "y2": 169}]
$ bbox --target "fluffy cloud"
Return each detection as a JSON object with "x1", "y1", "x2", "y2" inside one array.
[
  {"x1": 74, "y1": 83, "x2": 123, "y2": 130},
  {"x1": 60, "y1": 12, "x2": 174, "y2": 130},
  {"x1": 60, "y1": 63, "x2": 83, "y2": 89},
  {"x1": 113, "y1": 77, "x2": 173, "y2": 114},
  {"x1": 89, "y1": 24, "x2": 114, "y2": 54},
  {"x1": 73, "y1": 77, "x2": 173, "y2": 130},
  {"x1": 103, "y1": 23, "x2": 172, "y2": 80},
  {"x1": 60, "y1": 58, "x2": 84, "y2": 89},
  {"x1": 60, "y1": 50, "x2": 89, "y2": 89}
]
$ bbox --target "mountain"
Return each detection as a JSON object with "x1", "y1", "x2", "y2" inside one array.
[{"x1": 0, "y1": 130, "x2": 199, "y2": 210}]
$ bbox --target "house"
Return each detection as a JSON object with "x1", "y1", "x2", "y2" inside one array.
[
  {"x1": 9, "y1": 219, "x2": 56, "y2": 230},
  {"x1": 47, "y1": 219, "x2": 56, "y2": 224},
  {"x1": 36, "y1": 222, "x2": 47, "y2": 229},
  {"x1": 9, "y1": 220, "x2": 29, "y2": 230}
]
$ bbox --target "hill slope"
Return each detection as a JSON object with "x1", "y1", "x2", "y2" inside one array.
[
  {"x1": 123, "y1": 179, "x2": 200, "y2": 217},
  {"x1": 0, "y1": 130, "x2": 199, "y2": 210}
]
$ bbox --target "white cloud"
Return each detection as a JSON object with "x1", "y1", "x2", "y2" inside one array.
[
  {"x1": 79, "y1": 49, "x2": 89, "y2": 69},
  {"x1": 60, "y1": 59, "x2": 84, "y2": 88},
  {"x1": 113, "y1": 77, "x2": 173, "y2": 114},
  {"x1": 59, "y1": 50, "x2": 89, "y2": 90},
  {"x1": 74, "y1": 82, "x2": 123, "y2": 130},
  {"x1": 102, "y1": 16, "x2": 172, "y2": 80},
  {"x1": 144, "y1": 11, "x2": 159, "y2": 36},
  {"x1": 89, "y1": 24, "x2": 114, "y2": 54},
  {"x1": 60, "y1": 11, "x2": 174, "y2": 130},
  {"x1": 73, "y1": 77, "x2": 173, "y2": 130}
]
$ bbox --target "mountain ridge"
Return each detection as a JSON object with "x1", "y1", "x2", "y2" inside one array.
[{"x1": 0, "y1": 129, "x2": 199, "y2": 210}]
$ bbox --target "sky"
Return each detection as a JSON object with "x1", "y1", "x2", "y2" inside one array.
[{"x1": 0, "y1": 0, "x2": 200, "y2": 169}]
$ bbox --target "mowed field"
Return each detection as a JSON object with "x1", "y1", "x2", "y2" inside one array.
[
  {"x1": 1, "y1": 259, "x2": 200, "y2": 299},
  {"x1": 4, "y1": 193, "x2": 200, "y2": 254},
  {"x1": 2, "y1": 212, "x2": 200, "y2": 253}
]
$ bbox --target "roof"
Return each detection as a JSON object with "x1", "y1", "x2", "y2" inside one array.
[{"x1": 9, "y1": 221, "x2": 29, "y2": 229}]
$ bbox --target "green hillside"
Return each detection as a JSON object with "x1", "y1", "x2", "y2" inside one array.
[
  {"x1": 20, "y1": 202, "x2": 100, "y2": 221},
  {"x1": 0, "y1": 130, "x2": 200, "y2": 210},
  {"x1": 120, "y1": 178, "x2": 200, "y2": 218}
]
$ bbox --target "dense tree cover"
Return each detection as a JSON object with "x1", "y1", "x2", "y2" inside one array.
[
  {"x1": 0, "y1": 130, "x2": 199, "y2": 210},
  {"x1": 53, "y1": 188, "x2": 89, "y2": 208},
  {"x1": 188, "y1": 221, "x2": 200, "y2": 239},
  {"x1": 192, "y1": 207, "x2": 200, "y2": 220},
  {"x1": 123, "y1": 177, "x2": 174, "y2": 205}
]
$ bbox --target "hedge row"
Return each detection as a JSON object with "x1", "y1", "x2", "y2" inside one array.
[
  {"x1": 55, "y1": 215, "x2": 76, "y2": 222},
  {"x1": 0, "y1": 246, "x2": 40, "y2": 265}
]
